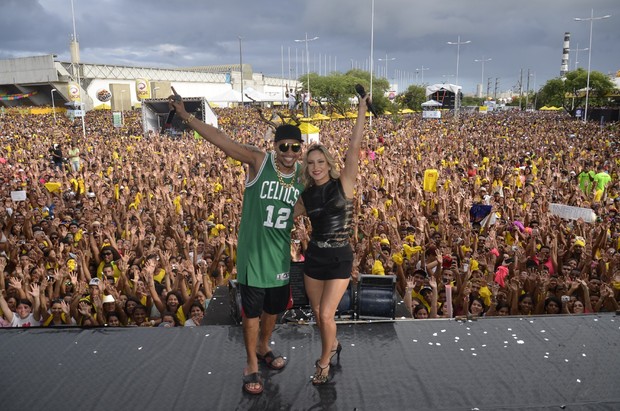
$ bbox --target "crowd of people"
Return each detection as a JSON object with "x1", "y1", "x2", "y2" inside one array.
[{"x1": 1, "y1": 104, "x2": 619, "y2": 332}]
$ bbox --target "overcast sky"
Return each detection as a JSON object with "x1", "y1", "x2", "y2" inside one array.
[{"x1": 2, "y1": 0, "x2": 619, "y2": 95}]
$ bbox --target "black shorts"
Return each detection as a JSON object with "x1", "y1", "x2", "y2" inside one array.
[
  {"x1": 304, "y1": 241, "x2": 353, "y2": 280},
  {"x1": 239, "y1": 283, "x2": 290, "y2": 318}
]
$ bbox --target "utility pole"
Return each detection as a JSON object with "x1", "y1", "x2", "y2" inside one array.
[
  {"x1": 525, "y1": 69, "x2": 530, "y2": 110},
  {"x1": 519, "y1": 69, "x2": 523, "y2": 110},
  {"x1": 486, "y1": 77, "x2": 492, "y2": 99}
]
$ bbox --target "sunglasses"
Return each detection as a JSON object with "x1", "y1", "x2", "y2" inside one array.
[
  {"x1": 278, "y1": 143, "x2": 302, "y2": 153},
  {"x1": 102, "y1": 252, "x2": 112, "y2": 256}
]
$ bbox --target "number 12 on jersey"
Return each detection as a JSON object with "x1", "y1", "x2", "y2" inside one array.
[{"x1": 263, "y1": 205, "x2": 291, "y2": 229}]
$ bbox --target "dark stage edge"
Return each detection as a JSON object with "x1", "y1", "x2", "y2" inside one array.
[{"x1": 1, "y1": 315, "x2": 620, "y2": 411}]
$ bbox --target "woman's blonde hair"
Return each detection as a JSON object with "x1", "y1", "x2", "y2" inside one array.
[{"x1": 300, "y1": 144, "x2": 340, "y2": 187}]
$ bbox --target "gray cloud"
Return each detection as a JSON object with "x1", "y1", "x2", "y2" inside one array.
[{"x1": 2, "y1": 0, "x2": 619, "y2": 94}]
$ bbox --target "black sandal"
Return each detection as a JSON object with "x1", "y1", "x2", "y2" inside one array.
[
  {"x1": 312, "y1": 360, "x2": 330, "y2": 385},
  {"x1": 257, "y1": 351, "x2": 287, "y2": 370},
  {"x1": 242, "y1": 372, "x2": 264, "y2": 395}
]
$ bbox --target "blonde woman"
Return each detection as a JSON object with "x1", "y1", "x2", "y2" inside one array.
[{"x1": 294, "y1": 91, "x2": 369, "y2": 385}]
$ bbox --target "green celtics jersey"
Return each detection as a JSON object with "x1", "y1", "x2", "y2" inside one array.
[{"x1": 236, "y1": 151, "x2": 303, "y2": 288}]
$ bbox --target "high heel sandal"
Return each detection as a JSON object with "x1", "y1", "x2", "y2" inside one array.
[
  {"x1": 312, "y1": 360, "x2": 330, "y2": 385},
  {"x1": 329, "y1": 343, "x2": 342, "y2": 364}
]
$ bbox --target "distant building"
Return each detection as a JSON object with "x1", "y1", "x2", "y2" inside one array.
[{"x1": 0, "y1": 54, "x2": 298, "y2": 110}]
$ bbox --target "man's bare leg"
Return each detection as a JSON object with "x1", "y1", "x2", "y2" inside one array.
[
  {"x1": 242, "y1": 316, "x2": 261, "y2": 391},
  {"x1": 256, "y1": 312, "x2": 286, "y2": 369}
]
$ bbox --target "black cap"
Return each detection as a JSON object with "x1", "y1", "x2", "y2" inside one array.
[
  {"x1": 413, "y1": 269, "x2": 428, "y2": 278},
  {"x1": 274, "y1": 124, "x2": 302, "y2": 143},
  {"x1": 420, "y1": 286, "x2": 433, "y2": 295}
]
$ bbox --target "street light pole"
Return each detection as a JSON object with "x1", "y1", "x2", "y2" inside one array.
[
  {"x1": 474, "y1": 57, "x2": 492, "y2": 98},
  {"x1": 51, "y1": 88, "x2": 57, "y2": 124},
  {"x1": 294, "y1": 33, "x2": 319, "y2": 117},
  {"x1": 239, "y1": 36, "x2": 243, "y2": 106},
  {"x1": 447, "y1": 36, "x2": 471, "y2": 116},
  {"x1": 569, "y1": 44, "x2": 589, "y2": 70},
  {"x1": 416, "y1": 66, "x2": 429, "y2": 85},
  {"x1": 574, "y1": 9, "x2": 611, "y2": 122},
  {"x1": 369, "y1": 0, "x2": 375, "y2": 127},
  {"x1": 378, "y1": 54, "x2": 396, "y2": 84},
  {"x1": 120, "y1": 89, "x2": 126, "y2": 125},
  {"x1": 70, "y1": 0, "x2": 86, "y2": 138},
  {"x1": 281, "y1": 45, "x2": 285, "y2": 105}
]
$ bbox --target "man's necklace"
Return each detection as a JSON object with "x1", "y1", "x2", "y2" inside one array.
[{"x1": 274, "y1": 154, "x2": 296, "y2": 189}]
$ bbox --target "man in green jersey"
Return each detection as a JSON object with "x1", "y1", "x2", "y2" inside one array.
[
  {"x1": 593, "y1": 166, "x2": 612, "y2": 203},
  {"x1": 170, "y1": 94, "x2": 303, "y2": 395}
]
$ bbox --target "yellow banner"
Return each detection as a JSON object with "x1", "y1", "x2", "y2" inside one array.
[
  {"x1": 136, "y1": 79, "x2": 150, "y2": 100},
  {"x1": 30, "y1": 107, "x2": 67, "y2": 115},
  {"x1": 68, "y1": 82, "x2": 81, "y2": 102}
]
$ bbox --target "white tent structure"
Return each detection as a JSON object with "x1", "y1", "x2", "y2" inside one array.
[
  {"x1": 244, "y1": 87, "x2": 271, "y2": 102},
  {"x1": 210, "y1": 88, "x2": 243, "y2": 105},
  {"x1": 421, "y1": 99, "x2": 443, "y2": 107},
  {"x1": 421, "y1": 98, "x2": 443, "y2": 120},
  {"x1": 425, "y1": 83, "x2": 461, "y2": 97},
  {"x1": 425, "y1": 83, "x2": 460, "y2": 114},
  {"x1": 211, "y1": 86, "x2": 276, "y2": 107}
]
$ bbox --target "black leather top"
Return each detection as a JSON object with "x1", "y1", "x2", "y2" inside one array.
[{"x1": 301, "y1": 178, "x2": 353, "y2": 243}]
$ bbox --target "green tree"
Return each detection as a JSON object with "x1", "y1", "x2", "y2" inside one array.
[
  {"x1": 396, "y1": 85, "x2": 426, "y2": 111},
  {"x1": 304, "y1": 73, "x2": 352, "y2": 115},
  {"x1": 297, "y1": 70, "x2": 389, "y2": 115},
  {"x1": 537, "y1": 69, "x2": 615, "y2": 115},
  {"x1": 461, "y1": 95, "x2": 486, "y2": 107},
  {"x1": 536, "y1": 78, "x2": 565, "y2": 108}
]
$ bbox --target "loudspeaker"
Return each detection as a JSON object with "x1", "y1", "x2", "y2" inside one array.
[
  {"x1": 356, "y1": 275, "x2": 397, "y2": 319},
  {"x1": 289, "y1": 262, "x2": 309, "y2": 308},
  {"x1": 202, "y1": 284, "x2": 239, "y2": 326},
  {"x1": 228, "y1": 280, "x2": 243, "y2": 325}
]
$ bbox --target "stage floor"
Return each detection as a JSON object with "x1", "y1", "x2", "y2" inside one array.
[{"x1": 1, "y1": 314, "x2": 620, "y2": 410}]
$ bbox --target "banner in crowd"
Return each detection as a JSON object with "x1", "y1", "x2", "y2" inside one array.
[
  {"x1": 68, "y1": 82, "x2": 81, "y2": 102},
  {"x1": 112, "y1": 112, "x2": 122, "y2": 128},
  {"x1": 135, "y1": 78, "x2": 150, "y2": 100},
  {"x1": 549, "y1": 203, "x2": 597, "y2": 223},
  {"x1": 0, "y1": 91, "x2": 38, "y2": 101}
]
